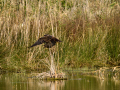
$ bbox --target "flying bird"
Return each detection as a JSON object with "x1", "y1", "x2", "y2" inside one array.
[{"x1": 29, "y1": 35, "x2": 62, "y2": 48}]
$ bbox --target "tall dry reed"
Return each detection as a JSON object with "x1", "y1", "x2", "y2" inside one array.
[{"x1": 0, "y1": 0, "x2": 120, "y2": 71}]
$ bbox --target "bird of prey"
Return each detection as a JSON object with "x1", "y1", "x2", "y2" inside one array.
[{"x1": 29, "y1": 35, "x2": 62, "y2": 48}]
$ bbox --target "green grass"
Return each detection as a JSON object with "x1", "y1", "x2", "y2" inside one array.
[{"x1": 0, "y1": 0, "x2": 120, "y2": 72}]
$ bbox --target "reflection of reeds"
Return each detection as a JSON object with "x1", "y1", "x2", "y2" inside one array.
[
  {"x1": 94, "y1": 66, "x2": 120, "y2": 80},
  {"x1": 73, "y1": 66, "x2": 120, "y2": 80},
  {"x1": 113, "y1": 66, "x2": 120, "y2": 80},
  {"x1": 0, "y1": 73, "x2": 65, "y2": 90}
]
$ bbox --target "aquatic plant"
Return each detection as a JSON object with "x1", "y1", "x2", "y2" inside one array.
[{"x1": 0, "y1": 0, "x2": 120, "y2": 72}]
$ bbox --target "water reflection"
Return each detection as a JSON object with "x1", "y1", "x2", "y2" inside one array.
[
  {"x1": 0, "y1": 73, "x2": 65, "y2": 90},
  {"x1": 0, "y1": 72, "x2": 120, "y2": 90}
]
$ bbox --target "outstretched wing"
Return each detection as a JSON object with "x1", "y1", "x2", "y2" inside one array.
[
  {"x1": 28, "y1": 34, "x2": 62, "y2": 48},
  {"x1": 28, "y1": 38, "x2": 45, "y2": 48}
]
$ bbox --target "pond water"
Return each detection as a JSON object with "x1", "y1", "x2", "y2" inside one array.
[{"x1": 0, "y1": 72, "x2": 120, "y2": 90}]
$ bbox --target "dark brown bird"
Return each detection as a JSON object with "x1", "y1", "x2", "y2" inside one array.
[{"x1": 29, "y1": 35, "x2": 62, "y2": 48}]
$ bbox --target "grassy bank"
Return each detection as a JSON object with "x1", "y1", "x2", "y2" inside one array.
[{"x1": 0, "y1": 0, "x2": 120, "y2": 72}]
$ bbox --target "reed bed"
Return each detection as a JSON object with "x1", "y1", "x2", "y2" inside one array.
[{"x1": 0, "y1": 0, "x2": 120, "y2": 72}]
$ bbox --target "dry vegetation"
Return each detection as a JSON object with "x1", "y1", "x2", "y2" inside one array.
[{"x1": 0, "y1": 0, "x2": 120, "y2": 72}]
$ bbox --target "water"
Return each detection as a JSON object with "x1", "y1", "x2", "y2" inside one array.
[{"x1": 0, "y1": 72, "x2": 120, "y2": 90}]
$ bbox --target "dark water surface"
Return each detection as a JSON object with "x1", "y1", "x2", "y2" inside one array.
[{"x1": 0, "y1": 72, "x2": 120, "y2": 90}]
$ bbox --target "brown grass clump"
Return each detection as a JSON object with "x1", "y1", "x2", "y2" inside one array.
[{"x1": 0, "y1": 0, "x2": 120, "y2": 72}]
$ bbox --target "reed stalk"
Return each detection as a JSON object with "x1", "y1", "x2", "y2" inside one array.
[{"x1": 0, "y1": 0, "x2": 120, "y2": 72}]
